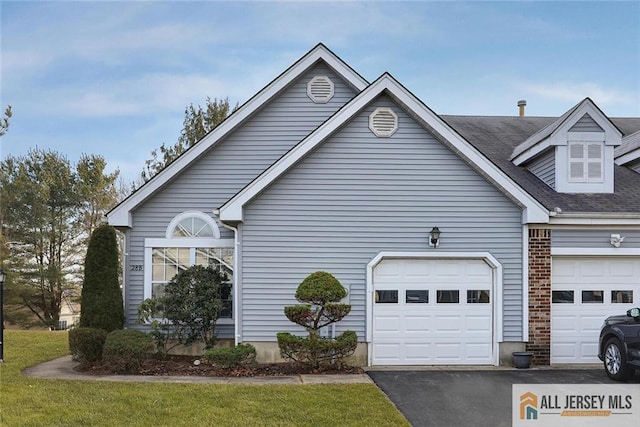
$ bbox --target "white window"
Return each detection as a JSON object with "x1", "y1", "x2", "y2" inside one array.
[
  {"x1": 145, "y1": 212, "x2": 234, "y2": 320},
  {"x1": 569, "y1": 142, "x2": 603, "y2": 182}
]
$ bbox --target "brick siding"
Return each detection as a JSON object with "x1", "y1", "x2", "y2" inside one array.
[{"x1": 527, "y1": 228, "x2": 551, "y2": 365}]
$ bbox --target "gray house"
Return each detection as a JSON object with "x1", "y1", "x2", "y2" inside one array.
[{"x1": 108, "y1": 44, "x2": 640, "y2": 366}]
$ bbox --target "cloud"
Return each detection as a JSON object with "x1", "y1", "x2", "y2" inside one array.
[{"x1": 517, "y1": 81, "x2": 635, "y2": 106}]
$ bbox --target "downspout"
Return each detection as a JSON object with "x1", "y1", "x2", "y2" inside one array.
[{"x1": 213, "y1": 209, "x2": 240, "y2": 346}]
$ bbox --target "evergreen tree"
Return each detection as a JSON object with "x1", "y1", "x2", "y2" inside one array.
[{"x1": 80, "y1": 224, "x2": 124, "y2": 332}]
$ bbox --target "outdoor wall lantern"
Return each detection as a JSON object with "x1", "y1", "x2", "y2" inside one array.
[
  {"x1": 610, "y1": 234, "x2": 625, "y2": 248},
  {"x1": 0, "y1": 266, "x2": 6, "y2": 362},
  {"x1": 429, "y1": 227, "x2": 441, "y2": 248}
]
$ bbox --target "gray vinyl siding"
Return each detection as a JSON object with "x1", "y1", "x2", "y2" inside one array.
[
  {"x1": 124, "y1": 63, "x2": 358, "y2": 331},
  {"x1": 552, "y1": 229, "x2": 640, "y2": 249},
  {"x1": 569, "y1": 113, "x2": 603, "y2": 132},
  {"x1": 240, "y1": 95, "x2": 525, "y2": 343},
  {"x1": 527, "y1": 148, "x2": 555, "y2": 189}
]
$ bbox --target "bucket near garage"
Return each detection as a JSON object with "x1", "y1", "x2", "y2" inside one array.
[{"x1": 512, "y1": 351, "x2": 533, "y2": 369}]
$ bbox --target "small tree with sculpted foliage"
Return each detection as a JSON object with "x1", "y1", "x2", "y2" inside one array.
[{"x1": 277, "y1": 271, "x2": 357, "y2": 368}]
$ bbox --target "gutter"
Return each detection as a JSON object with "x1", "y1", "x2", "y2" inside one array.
[{"x1": 213, "y1": 209, "x2": 240, "y2": 346}]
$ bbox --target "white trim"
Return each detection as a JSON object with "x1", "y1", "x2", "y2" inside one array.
[
  {"x1": 107, "y1": 44, "x2": 368, "y2": 228},
  {"x1": 549, "y1": 214, "x2": 640, "y2": 226},
  {"x1": 551, "y1": 247, "x2": 640, "y2": 256},
  {"x1": 220, "y1": 73, "x2": 549, "y2": 224},
  {"x1": 145, "y1": 238, "x2": 234, "y2": 248},
  {"x1": 567, "y1": 131, "x2": 605, "y2": 142},
  {"x1": 522, "y1": 225, "x2": 529, "y2": 343},
  {"x1": 365, "y1": 251, "x2": 503, "y2": 366},
  {"x1": 165, "y1": 210, "x2": 221, "y2": 239},
  {"x1": 615, "y1": 147, "x2": 640, "y2": 165}
]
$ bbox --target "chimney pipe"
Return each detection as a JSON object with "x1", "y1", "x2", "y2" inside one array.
[{"x1": 517, "y1": 100, "x2": 526, "y2": 117}]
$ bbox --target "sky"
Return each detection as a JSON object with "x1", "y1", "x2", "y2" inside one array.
[{"x1": 2, "y1": 1, "x2": 639, "y2": 184}]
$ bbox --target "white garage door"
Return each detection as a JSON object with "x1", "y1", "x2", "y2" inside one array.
[
  {"x1": 552, "y1": 257, "x2": 640, "y2": 364},
  {"x1": 372, "y1": 258, "x2": 494, "y2": 365}
]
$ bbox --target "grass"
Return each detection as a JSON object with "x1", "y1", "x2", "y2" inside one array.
[{"x1": 0, "y1": 330, "x2": 408, "y2": 426}]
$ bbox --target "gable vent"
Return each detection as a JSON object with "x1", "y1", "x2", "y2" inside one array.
[
  {"x1": 307, "y1": 75, "x2": 334, "y2": 103},
  {"x1": 369, "y1": 107, "x2": 398, "y2": 137}
]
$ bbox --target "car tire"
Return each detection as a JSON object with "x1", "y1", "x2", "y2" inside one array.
[{"x1": 603, "y1": 338, "x2": 635, "y2": 381}]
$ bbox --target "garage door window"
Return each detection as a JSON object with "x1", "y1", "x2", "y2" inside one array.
[
  {"x1": 582, "y1": 290, "x2": 603, "y2": 303},
  {"x1": 375, "y1": 290, "x2": 398, "y2": 303},
  {"x1": 612, "y1": 290, "x2": 633, "y2": 303},
  {"x1": 552, "y1": 290, "x2": 574, "y2": 303},
  {"x1": 467, "y1": 290, "x2": 490, "y2": 303},
  {"x1": 437, "y1": 290, "x2": 459, "y2": 303},
  {"x1": 406, "y1": 290, "x2": 428, "y2": 303}
]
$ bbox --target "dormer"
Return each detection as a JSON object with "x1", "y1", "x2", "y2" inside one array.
[{"x1": 511, "y1": 98, "x2": 622, "y2": 193}]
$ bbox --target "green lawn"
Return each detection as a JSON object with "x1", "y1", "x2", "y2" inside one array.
[{"x1": 0, "y1": 330, "x2": 408, "y2": 426}]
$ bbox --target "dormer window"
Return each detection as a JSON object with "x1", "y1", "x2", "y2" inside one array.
[{"x1": 569, "y1": 142, "x2": 603, "y2": 183}]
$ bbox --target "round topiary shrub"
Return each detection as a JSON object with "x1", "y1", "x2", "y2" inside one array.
[
  {"x1": 102, "y1": 329, "x2": 154, "y2": 374},
  {"x1": 68, "y1": 327, "x2": 108, "y2": 368}
]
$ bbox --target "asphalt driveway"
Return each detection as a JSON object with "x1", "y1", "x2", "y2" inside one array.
[{"x1": 367, "y1": 368, "x2": 640, "y2": 427}]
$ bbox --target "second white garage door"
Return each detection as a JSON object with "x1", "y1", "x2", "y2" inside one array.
[
  {"x1": 551, "y1": 257, "x2": 640, "y2": 364},
  {"x1": 372, "y1": 258, "x2": 494, "y2": 365}
]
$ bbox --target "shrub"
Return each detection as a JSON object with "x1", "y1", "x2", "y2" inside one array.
[
  {"x1": 161, "y1": 265, "x2": 227, "y2": 349},
  {"x1": 203, "y1": 344, "x2": 257, "y2": 369},
  {"x1": 68, "y1": 327, "x2": 108, "y2": 367},
  {"x1": 277, "y1": 271, "x2": 357, "y2": 367},
  {"x1": 102, "y1": 329, "x2": 154, "y2": 374},
  {"x1": 277, "y1": 331, "x2": 357, "y2": 367},
  {"x1": 80, "y1": 224, "x2": 124, "y2": 332}
]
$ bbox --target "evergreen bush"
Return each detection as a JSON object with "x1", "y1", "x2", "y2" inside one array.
[
  {"x1": 68, "y1": 327, "x2": 108, "y2": 367},
  {"x1": 102, "y1": 329, "x2": 154, "y2": 374},
  {"x1": 203, "y1": 344, "x2": 257, "y2": 368},
  {"x1": 277, "y1": 271, "x2": 357, "y2": 367},
  {"x1": 80, "y1": 224, "x2": 124, "y2": 332}
]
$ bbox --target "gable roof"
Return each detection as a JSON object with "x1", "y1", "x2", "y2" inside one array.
[
  {"x1": 615, "y1": 129, "x2": 640, "y2": 166},
  {"x1": 107, "y1": 44, "x2": 369, "y2": 228},
  {"x1": 219, "y1": 73, "x2": 549, "y2": 224},
  {"x1": 510, "y1": 98, "x2": 623, "y2": 165},
  {"x1": 443, "y1": 115, "x2": 640, "y2": 217}
]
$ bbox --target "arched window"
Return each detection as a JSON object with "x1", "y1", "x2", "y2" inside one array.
[
  {"x1": 166, "y1": 211, "x2": 220, "y2": 239},
  {"x1": 143, "y1": 211, "x2": 233, "y2": 319}
]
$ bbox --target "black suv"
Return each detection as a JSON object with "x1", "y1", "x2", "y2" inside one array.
[{"x1": 598, "y1": 307, "x2": 640, "y2": 381}]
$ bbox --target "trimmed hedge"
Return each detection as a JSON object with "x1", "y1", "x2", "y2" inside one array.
[
  {"x1": 203, "y1": 344, "x2": 257, "y2": 369},
  {"x1": 68, "y1": 327, "x2": 108, "y2": 367},
  {"x1": 102, "y1": 329, "x2": 154, "y2": 374},
  {"x1": 277, "y1": 330, "x2": 357, "y2": 367}
]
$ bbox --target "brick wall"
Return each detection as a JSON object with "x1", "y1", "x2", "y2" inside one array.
[{"x1": 527, "y1": 228, "x2": 551, "y2": 365}]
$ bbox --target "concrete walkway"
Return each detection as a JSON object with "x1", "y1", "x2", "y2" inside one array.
[{"x1": 22, "y1": 356, "x2": 373, "y2": 385}]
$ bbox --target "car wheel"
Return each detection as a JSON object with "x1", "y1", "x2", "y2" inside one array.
[{"x1": 604, "y1": 338, "x2": 635, "y2": 381}]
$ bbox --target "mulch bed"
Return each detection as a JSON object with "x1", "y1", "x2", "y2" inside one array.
[{"x1": 77, "y1": 355, "x2": 364, "y2": 377}]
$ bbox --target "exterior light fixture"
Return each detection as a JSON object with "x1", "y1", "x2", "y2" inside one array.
[
  {"x1": 0, "y1": 267, "x2": 5, "y2": 362},
  {"x1": 429, "y1": 227, "x2": 441, "y2": 248},
  {"x1": 610, "y1": 234, "x2": 625, "y2": 248}
]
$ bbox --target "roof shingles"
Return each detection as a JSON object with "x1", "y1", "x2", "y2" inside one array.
[{"x1": 441, "y1": 115, "x2": 640, "y2": 214}]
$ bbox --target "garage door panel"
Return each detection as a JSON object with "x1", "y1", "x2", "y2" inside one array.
[
  {"x1": 374, "y1": 316, "x2": 401, "y2": 333},
  {"x1": 373, "y1": 258, "x2": 493, "y2": 365},
  {"x1": 552, "y1": 256, "x2": 640, "y2": 364}
]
